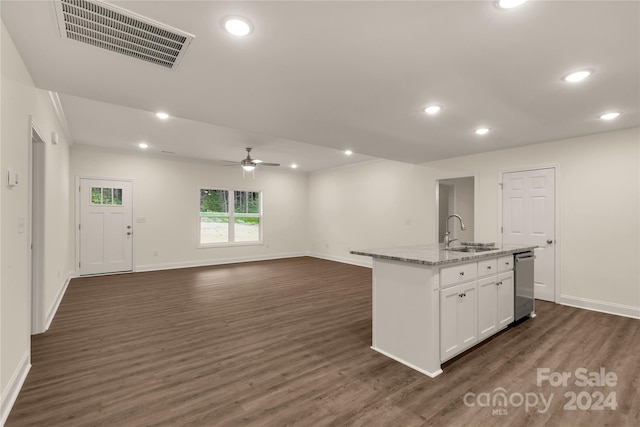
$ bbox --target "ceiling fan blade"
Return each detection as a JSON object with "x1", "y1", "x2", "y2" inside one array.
[{"x1": 260, "y1": 162, "x2": 280, "y2": 167}]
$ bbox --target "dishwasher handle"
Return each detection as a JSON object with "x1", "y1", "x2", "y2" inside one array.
[{"x1": 515, "y1": 252, "x2": 535, "y2": 262}]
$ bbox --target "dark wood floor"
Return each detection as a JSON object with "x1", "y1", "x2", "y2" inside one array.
[{"x1": 7, "y1": 257, "x2": 639, "y2": 426}]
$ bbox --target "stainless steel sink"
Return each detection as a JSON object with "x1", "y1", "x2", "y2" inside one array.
[{"x1": 446, "y1": 246, "x2": 497, "y2": 253}]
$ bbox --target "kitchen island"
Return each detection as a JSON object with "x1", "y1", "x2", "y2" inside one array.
[{"x1": 351, "y1": 244, "x2": 537, "y2": 377}]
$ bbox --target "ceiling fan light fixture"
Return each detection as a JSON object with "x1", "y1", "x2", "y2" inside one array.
[
  {"x1": 474, "y1": 127, "x2": 490, "y2": 136},
  {"x1": 155, "y1": 112, "x2": 169, "y2": 120},
  {"x1": 345, "y1": 150, "x2": 353, "y2": 156},
  {"x1": 241, "y1": 164, "x2": 256, "y2": 172}
]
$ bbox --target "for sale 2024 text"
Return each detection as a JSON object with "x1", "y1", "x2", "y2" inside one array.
[{"x1": 537, "y1": 367, "x2": 618, "y2": 411}]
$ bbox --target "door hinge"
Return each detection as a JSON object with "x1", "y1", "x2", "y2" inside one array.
[
  {"x1": 79, "y1": 261, "x2": 81, "y2": 268},
  {"x1": 499, "y1": 182, "x2": 503, "y2": 188},
  {"x1": 79, "y1": 186, "x2": 81, "y2": 192},
  {"x1": 79, "y1": 224, "x2": 81, "y2": 230},
  {"x1": 501, "y1": 226, "x2": 503, "y2": 234}
]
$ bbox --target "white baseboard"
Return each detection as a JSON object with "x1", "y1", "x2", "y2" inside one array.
[
  {"x1": 307, "y1": 252, "x2": 373, "y2": 268},
  {"x1": 0, "y1": 351, "x2": 31, "y2": 427},
  {"x1": 559, "y1": 294, "x2": 640, "y2": 319},
  {"x1": 371, "y1": 346, "x2": 442, "y2": 378},
  {"x1": 42, "y1": 271, "x2": 75, "y2": 332},
  {"x1": 135, "y1": 252, "x2": 308, "y2": 272}
]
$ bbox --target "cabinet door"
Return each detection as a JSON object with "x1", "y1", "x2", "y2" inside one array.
[
  {"x1": 440, "y1": 284, "x2": 463, "y2": 360},
  {"x1": 477, "y1": 276, "x2": 498, "y2": 341},
  {"x1": 440, "y1": 282, "x2": 477, "y2": 361},
  {"x1": 458, "y1": 283, "x2": 477, "y2": 351},
  {"x1": 497, "y1": 271, "x2": 514, "y2": 329}
]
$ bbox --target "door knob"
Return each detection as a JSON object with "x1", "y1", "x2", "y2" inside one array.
[
  {"x1": 127, "y1": 232, "x2": 132, "y2": 236},
  {"x1": 546, "y1": 239, "x2": 553, "y2": 244}
]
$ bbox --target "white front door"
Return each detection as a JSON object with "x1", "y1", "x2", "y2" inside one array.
[
  {"x1": 502, "y1": 168, "x2": 556, "y2": 302},
  {"x1": 79, "y1": 179, "x2": 133, "y2": 275}
]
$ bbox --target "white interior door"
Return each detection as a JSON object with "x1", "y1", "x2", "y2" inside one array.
[
  {"x1": 79, "y1": 179, "x2": 133, "y2": 275},
  {"x1": 502, "y1": 168, "x2": 555, "y2": 302}
]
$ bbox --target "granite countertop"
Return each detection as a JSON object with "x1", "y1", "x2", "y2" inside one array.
[{"x1": 350, "y1": 243, "x2": 538, "y2": 266}]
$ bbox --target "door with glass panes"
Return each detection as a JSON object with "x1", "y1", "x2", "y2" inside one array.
[{"x1": 79, "y1": 178, "x2": 133, "y2": 275}]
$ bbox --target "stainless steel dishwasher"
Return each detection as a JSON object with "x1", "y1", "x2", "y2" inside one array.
[{"x1": 514, "y1": 251, "x2": 535, "y2": 321}]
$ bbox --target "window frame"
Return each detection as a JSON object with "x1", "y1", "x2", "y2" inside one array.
[{"x1": 198, "y1": 187, "x2": 263, "y2": 248}]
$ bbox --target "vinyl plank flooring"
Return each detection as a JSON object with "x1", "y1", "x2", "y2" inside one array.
[{"x1": 6, "y1": 257, "x2": 639, "y2": 426}]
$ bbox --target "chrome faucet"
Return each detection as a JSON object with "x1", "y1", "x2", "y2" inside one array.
[{"x1": 444, "y1": 214, "x2": 467, "y2": 248}]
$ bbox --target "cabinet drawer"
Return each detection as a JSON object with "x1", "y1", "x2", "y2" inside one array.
[
  {"x1": 498, "y1": 255, "x2": 513, "y2": 272},
  {"x1": 478, "y1": 258, "x2": 498, "y2": 277},
  {"x1": 441, "y1": 262, "x2": 477, "y2": 287}
]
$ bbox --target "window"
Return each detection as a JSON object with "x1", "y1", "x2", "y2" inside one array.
[
  {"x1": 200, "y1": 189, "x2": 261, "y2": 245},
  {"x1": 91, "y1": 187, "x2": 123, "y2": 205}
]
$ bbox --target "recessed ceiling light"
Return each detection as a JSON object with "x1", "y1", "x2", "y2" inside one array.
[
  {"x1": 155, "y1": 112, "x2": 169, "y2": 120},
  {"x1": 562, "y1": 69, "x2": 593, "y2": 83},
  {"x1": 222, "y1": 16, "x2": 253, "y2": 36},
  {"x1": 138, "y1": 142, "x2": 149, "y2": 149},
  {"x1": 291, "y1": 164, "x2": 298, "y2": 169},
  {"x1": 345, "y1": 150, "x2": 353, "y2": 156},
  {"x1": 424, "y1": 105, "x2": 443, "y2": 115},
  {"x1": 475, "y1": 128, "x2": 490, "y2": 136},
  {"x1": 496, "y1": 0, "x2": 528, "y2": 9},
  {"x1": 598, "y1": 112, "x2": 621, "y2": 120}
]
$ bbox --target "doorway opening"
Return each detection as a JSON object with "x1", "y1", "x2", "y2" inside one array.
[
  {"x1": 436, "y1": 176, "x2": 475, "y2": 244},
  {"x1": 29, "y1": 118, "x2": 46, "y2": 334}
]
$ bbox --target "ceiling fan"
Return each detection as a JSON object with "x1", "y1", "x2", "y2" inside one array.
[{"x1": 230, "y1": 147, "x2": 280, "y2": 172}]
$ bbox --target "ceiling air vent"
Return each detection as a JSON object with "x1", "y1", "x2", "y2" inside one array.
[{"x1": 53, "y1": 0, "x2": 194, "y2": 69}]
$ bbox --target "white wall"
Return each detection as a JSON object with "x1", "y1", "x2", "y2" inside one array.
[
  {"x1": 308, "y1": 160, "x2": 432, "y2": 266},
  {"x1": 453, "y1": 177, "x2": 474, "y2": 243},
  {"x1": 34, "y1": 90, "x2": 74, "y2": 330},
  {"x1": 70, "y1": 147, "x2": 309, "y2": 271},
  {"x1": 1, "y1": 19, "x2": 73, "y2": 424},
  {"x1": 309, "y1": 128, "x2": 640, "y2": 317},
  {"x1": 426, "y1": 127, "x2": 639, "y2": 315}
]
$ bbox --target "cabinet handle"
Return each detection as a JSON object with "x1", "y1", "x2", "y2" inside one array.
[
  {"x1": 459, "y1": 271, "x2": 465, "y2": 276},
  {"x1": 497, "y1": 281, "x2": 502, "y2": 286},
  {"x1": 506, "y1": 262, "x2": 510, "y2": 266},
  {"x1": 459, "y1": 293, "x2": 466, "y2": 298},
  {"x1": 487, "y1": 266, "x2": 492, "y2": 270}
]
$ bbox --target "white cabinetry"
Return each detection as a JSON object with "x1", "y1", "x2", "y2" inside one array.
[
  {"x1": 440, "y1": 254, "x2": 515, "y2": 361},
  {"x1": 440, "y1": 281, "x2": 477, "y2": 361},
  {"x1": 361, "y1": 244, "x2": 534, "y2": 377},
  {"x1": 478, "y1": 275, "x2": 498, "y2": 340},
  {"x1": 497, "y1": 271, "x2": 514, "y2": 329}
]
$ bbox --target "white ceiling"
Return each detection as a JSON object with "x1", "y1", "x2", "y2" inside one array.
[{"x1": 2, "y1": 1, "x2": 639, "y2": 171}]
